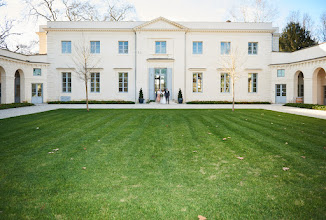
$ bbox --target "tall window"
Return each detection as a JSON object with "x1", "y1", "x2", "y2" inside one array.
[
  {"x1": 220, "y1": 73, "x2": 230, "y2": 93},
  {"x1": 119, "y1": 41, "x2": 128, "y2": 54},
  {"x1": 193, "y1": 41, "x2": 203, "y2": 54},
  {"x1": 248, "y1": 42, "x2": 258, "y2": 55},
  {"x1": 119, "y1": 72, "x2": 128, "y2": 92},
  {"x1": 62, "y1": 72, "x2": 71, "y2": 93},
  {"x1": 221, "y1": 42, "x2": 231, "y2": 55},
  {"x1": 193, "y1": 73, "x2": 202, "y2": 93},
  {"x1": 61, "y1": 41, "x2": 71, "y2": 54},
  {"x1": 91, "y1": 73, "x2": 100, "y2": 93},
  {"x1": 248, "y1": 73, "x2": 257, "y2": 93},
  {"x1": 277, "y1": 69, "x2": 285, "y2": 77},
  {"x1": 155, "y1": 41, "x2": 166, "y2": 54},
  {"x1": 90, "y1": 41, "x2": 100, "y2": 54},
  {"x1": 33, "y1": 68, "x2": 41, "y2": 76}
]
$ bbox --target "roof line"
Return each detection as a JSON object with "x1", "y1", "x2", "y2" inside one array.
[
  {"x1": 269, "y1": 55, "x2": 326, "y2": 66},
  {"x1": 0, "y1": 55, "x2": 50, "y2": 64}
]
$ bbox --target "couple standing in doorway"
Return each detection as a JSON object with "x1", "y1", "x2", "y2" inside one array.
[{"x1": 156, "y1": 89, "x2": 170, "y2": 104}]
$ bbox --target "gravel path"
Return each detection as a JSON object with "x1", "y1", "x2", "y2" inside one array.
[{"x1": 1, "y1": 103, "x2": 326, "y2": 120}]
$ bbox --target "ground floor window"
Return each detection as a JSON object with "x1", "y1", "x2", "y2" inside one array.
[
  {"x1": 248, "y1": 73, "x2": 257, "y2": 93},
  {"x1": 62, "y1": 72, "x2": 71, "y2": 93},
  {"x1": 91, "y1": 73, "x2": 100, "y2": 93},
  {"x1": 119, "y1": 72, "x2": 128, "y2": 92},
  {"x1": 193, "y1": 73, "x2": 202, "y2": 92},
  {"x1": 220, "y1": 73, "x2": 230, "y2": 93}
]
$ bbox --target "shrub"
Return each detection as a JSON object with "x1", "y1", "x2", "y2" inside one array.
[
  {"x1": 284, "y1": 103, "x2": 326, "y2": 110},
  {"x1": 48, "y1": 101, "x2": 135, "y2": 104},
  {"x1": 186, "y1": 101, "x2": 271, "y2": 104},
  {"x1": 178, "y1": 89, "x2": 183, "y2": 99},
  {"x1": 139, "y1": 88, "x2": 144, "y2": 99},
  {"x1": 0, "y1": 103, "x2": 34, "y2": 110}
]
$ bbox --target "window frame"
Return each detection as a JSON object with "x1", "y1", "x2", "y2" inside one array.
[
  {"x1": 277, "y1": 69, "x2": 285, "y2": 77},
  {"x1": 220, "y1": 73, "x2": 230, "y2": 93},
  {"x1": 90, "y1": 72, "x2": 100, "y2": 93},
  {"x1": 90, "y1": 41, "x2": 100, "y2": 54},
  {"x1": 192, "y1": 72, "x2": 203, "y2": 93},
  {"x1": 33, "y1": 68, "x2": 42, "y2": 76},
  {"x1": 61, "y1": 41, "x2": 71, "y2": 54},
  {"x1": 119, "y1": 72, "x2": 128, "y2": 93},
  {"x1": 62, "y1": 72, "x2": 71, "y2": 93},
  {"x1": 155, "y1": 41, "x2": 167, "y2": 54},
  {"x1": 248, "y1": 73, "x2": 258, "y2": 93},
  {"x1": 248, "y1": 42, "x2": 258, "y2": 55},
  {"x1": 193, "y1": 41, "x2": 203, "y2": 54},
  {"x1": 118, "y1": 41, "x2": 129, "y2": 54},
  {"x1": 221, "y1": 42, "x2": 231, "y2": 55}
]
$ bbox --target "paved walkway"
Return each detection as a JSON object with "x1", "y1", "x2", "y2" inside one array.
[{"x1": 1, "y1": 103, "x2": 326, "y2": 120}]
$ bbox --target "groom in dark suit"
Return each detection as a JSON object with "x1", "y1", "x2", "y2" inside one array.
[{"x1": 165, "y1": 89, "x2": 170, "y2": 104}]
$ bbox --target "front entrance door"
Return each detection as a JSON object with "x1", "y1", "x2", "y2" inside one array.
[
  {"x1": 275, "y1": 84, "x2": 286, "y2": 104},
  {"x1": 15, "y1": 71, "x2": 20, "y2": 103},
  {"x1": 154, "y1": 68, "x2": 167, "y2": 98},
  {"x1": 32, "y1": 83, "x2": 43, "y2": 104}
]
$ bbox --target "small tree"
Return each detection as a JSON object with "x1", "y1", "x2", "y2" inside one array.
[
  {"x1": 72, "y1": 38, "x2": 100, "y2": 111},
  {"x1": 178, "y1": 89, "x2": 183, "y2": 99},
  {"x1": 139, "y1": 88, "x2": 143, "y2": 99},
  {"x1": 219, "y1": 47, "x2": 246, "y2": 112}
]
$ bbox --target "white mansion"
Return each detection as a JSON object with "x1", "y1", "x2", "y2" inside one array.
[{"x1": 0, "y1": 17, "x2": 325, "y2": 104}]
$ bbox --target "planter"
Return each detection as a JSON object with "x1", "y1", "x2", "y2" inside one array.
[
  {"x1": 139, "y1": 98, "x2": 144, "y2": 104},
  {"x1": 178, "y1": 98, "x2": 183, "y2": 104},
  {"x1": 296, "y1": 97, "x2": 303, "y2": 103}
]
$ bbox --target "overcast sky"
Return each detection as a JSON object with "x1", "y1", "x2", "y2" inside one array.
[{"x1": 1, "y1": 0, "x2": 325, "y2": 51}]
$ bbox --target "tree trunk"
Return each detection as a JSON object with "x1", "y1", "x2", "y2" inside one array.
[
  {"x1": 232, "y1": 80, "x2": 235, "y2": 112},
  {"x1": 85, "y1": 80, "x2": 89, "y2": 112}
]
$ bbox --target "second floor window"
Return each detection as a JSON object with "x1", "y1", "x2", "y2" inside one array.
[
  {"x1": 33, "y1": 68, "x2": 41, "y2": 76},
  {"x1": 62, "y1": 72, "x2": 71, "y2": 93},
  {"x1": 221, "y1": 73, "x2": 230, "y2": 93},
  {"x1": 91, "y1": 73, "x2": 100, "y2": 93},
  {"x1": 221, "y1": 42, "x2": 231, "y2": 55},
  {"x1": 277, "y1": 69, "x2": 285, "y2": 77},
  {"x1": 193, "y1": 41, "x2": 203, "y2": 54},
  {"x1": 119, "y1": 41, "x2": 128, "y2": 54},
  {"x1": 155, "y1": 41, "x2": 166, "y2": 54},
  {"x1": 193, "y1": 73, "x2": 203, "y2": 93},
  {"x1": 91, "y1": 41, "x2": 100, "y2": 54},
  {"x1": 248, "y1": 42, "x2": 258, "y2": 54},
  {"x1": 248, "y1": 73, "x2": 257, "y2": 93},
  {"x1": 61, "y1": 41, "x2": 71, "y2": 54}
]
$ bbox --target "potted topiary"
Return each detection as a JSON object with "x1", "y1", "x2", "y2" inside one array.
[
  {"x1": 139, "y1": 88, "x2": 144, "y2": 104},
  {"x1": 178, "y1": 89, "x2": 183, "y2": 104}
]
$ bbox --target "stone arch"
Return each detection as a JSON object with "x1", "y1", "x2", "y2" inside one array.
[
  {"x1": 293, "y1": 70, "x2": 304, "y2": 103},
  {"x1": 312, "y1": 67, "x2": 326, "y2": 105},
  {"x1": 14, "y1": 69, "x2": 25, "y2": 103},
  {"x1": 0, "y1": 66, "x2": 5, "y2": 103}
]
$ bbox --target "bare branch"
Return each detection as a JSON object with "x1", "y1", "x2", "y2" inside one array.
[
  {"x1": 320, "y1": 11, "x2": 326, "y2": 42},
  {"x1": 23, "y1": 0, "x2": 59, "y2": 21},
  {"x1": 0, "y1": 18, "x2": 21, "y2": 50},
  {"x1": 102, "y1": 0, "x2": 135, "y2": 21}
]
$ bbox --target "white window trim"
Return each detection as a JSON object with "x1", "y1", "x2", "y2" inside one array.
[
  {"x1": 119, "y1": 72, "x2": 128, "y2": 93},
  {"x1": 155, "y1": 41, "x2": 167, "y2": 54},
  {"x1": 248, "y1": 73, "x2": 258, "y2": 93},
  {"x1": 277, "y1": 69, "x2": 285, "y2": 77},
  {"x1": 90, "y1": 72, "x2": 100, "y2": 93},
  {"x1": 61, "y1": 41, "x2": 72, "y2": 54},
  {"x1": 193, "y1": 72, "x2": 203, "y2": 93},
  {"x1": 221, "y1": 42, "x2": 231, "y2": 55},
  {"x1": 193, "y1": 41, "x2": 203, "y2": 55},
  {"x1": 248, "y1": 42, "x2": 258, "y2": 55},
  {"x1": 90, "y1": 41, "x2": 100, "y2": 54},
  {"x1": 118, "y1": 41, "x2": 129, "y2": 54},
  {"x1": 220, "y1": 73, "x2": 230, "y2": 93},
  {"x1": 62, "y1": 72, "x2": 71, "y2": 93}
]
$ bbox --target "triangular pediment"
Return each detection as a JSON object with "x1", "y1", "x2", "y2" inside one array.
[{"x1": 134, "y1": 17, "x2": 188, "y2": 30}]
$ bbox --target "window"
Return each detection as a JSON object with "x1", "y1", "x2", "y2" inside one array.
[
  {"x1": 298, "y1": 84, "x2": 304, "y2": 97},
  {"x1": 90, "y1": 41, "x2": 100, "y2": 54},
  {"x1": 193, "y1": 41, "x2": 203, "y2": 54},
  {"x1": 220, "y1": 73, "x2": 230, "y2": 93},
  {"x1": 193, "y1": 73, "x2": 202, "y2": 93},
  {"x1": 221, "y1": 42, "x2": 231, "y2": 55},
  {"x1": 248, "y1": 42, "x2": 258, "y2": 55},
  {"x1": 91, "y1": 73, "x2": 100, "y2": 93},
  {"x1": 62, "y1": 72, "x2": 71, "y2": 93},
  {"x1": 119, "y1": 41, "x2": 128, "y2": 54},
  {"x1": 119, "y1": 72, "x2": 128, "y2": 92},
  {"x1": 155, "y1": 41, "x2": 166, "y2": 54},
  {"x1": 248, "y1": 73, "x2": 257, "y2": 93},
  {"x1": 61, "y1": 41, "x2": 71, "y2": 54},
  {"x1": 277, "y1": 69, "x2": 285, "y2": 77},
  {"x1": 33, "y1": 68, "x2": 41, "y2": 76}
]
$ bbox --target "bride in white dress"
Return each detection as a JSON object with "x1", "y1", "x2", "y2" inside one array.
[{"x1": 160, "y1": 89, "x2": 166, "y2": 104}]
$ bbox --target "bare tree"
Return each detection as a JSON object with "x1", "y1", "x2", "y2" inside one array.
[
  {"x1": 219, "y1": 47, "x2": 246, "y2": 112},
  {"x1": 320, "y1": 11, "x2": 326, "y2": 42},
  {"x1": 102, "y1": 0, "x2": 135, "y2": 21},
  {"x1": 14, "y1": 40, "x2": 39, "y2": 55},
  {"x1": 0, "y1": 0, "x2": 6, "y2": 7},
  {"x1": 63, "y1": 0, "x2": 99, "y2": 21},
  {"x1": 287, "y1": 11, "x2": 317, "y2": 41},
  {"x1": 72, "y1": 38, "x2": 100, "y2": 111},
  {"x1": 0, "y1": 18, "x2": 21, "y2": 50},
  {"x1": 229, "y1": 0, "x2": 278, "y2": 22}
]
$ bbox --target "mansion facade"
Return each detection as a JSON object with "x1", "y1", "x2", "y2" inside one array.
[{"x1": 0, "y1": 17, "x2": 325, "y2": 105}]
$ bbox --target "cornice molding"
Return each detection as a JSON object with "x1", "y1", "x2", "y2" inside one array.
[
  {"x1": 0, "y1": 56, "x2": 49, "y2": 66},
  {"x1": 269, "y1": 56, "x2": 326, "y2": 68}
]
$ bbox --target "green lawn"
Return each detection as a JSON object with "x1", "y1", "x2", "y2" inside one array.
[{"x1": 0, "y1": 109, "x2": 325, "y2": 219}]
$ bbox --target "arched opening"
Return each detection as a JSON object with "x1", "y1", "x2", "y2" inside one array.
[
  {"x1": 0, "y1": 66, "x2": 4, "y2": 104},
  {"x1": 313, "y1": 67, "x2": 326, "y2": 105},
  {"x1": 294, "y1": 71, "x2": 304, "y2": 103},
  {"x1": 14, "y1": 70, "x2": 21, "y2": 103}
]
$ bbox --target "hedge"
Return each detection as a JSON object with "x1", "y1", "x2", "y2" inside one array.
[
  {"x1": 48, "y1": 100, "x2": 135, "y2": 104},
  {"x1": 284, "y1": 103, "x2": 326, "y2": 110},
  {"x1": 0, "y1": 103, "x2": 34, "y2": 110},
  {"x1": 186, "y1": 101, "x2": 271, "y2": 104}
]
